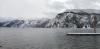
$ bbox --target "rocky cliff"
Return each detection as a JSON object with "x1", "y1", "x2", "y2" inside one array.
[{"x1": 46, "y1": 9, "x2": 100, "y2": 28}]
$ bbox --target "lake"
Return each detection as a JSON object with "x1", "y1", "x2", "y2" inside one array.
[{"x1": 0, "y1": 28, "x2": 100, "y2": 49}]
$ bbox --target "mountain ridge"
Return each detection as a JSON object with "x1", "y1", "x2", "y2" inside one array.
[
  {"x1": 0, "y1": 9, "x2": 100, "y2": 28},
  {"x1": 46, "y1": 9, "x2": 100, "y2": 28}
]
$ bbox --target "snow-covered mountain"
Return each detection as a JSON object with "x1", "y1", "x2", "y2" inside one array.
[
  {"x1": 0, "y1": 18, "x2": 50, "y2": 28},
  {"x1": 1, "y1": 9, "x2": 100, "y2": 28},
  {"x1": 46, "y1": 9, "x2": 100, "y2": 28}
]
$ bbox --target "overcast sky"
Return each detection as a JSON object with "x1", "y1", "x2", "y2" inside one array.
[{"x1": 0, "y1": 0, "x2": 100, "y2": 20}]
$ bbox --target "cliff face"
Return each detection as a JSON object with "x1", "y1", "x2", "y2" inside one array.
[{"x1": 46, "y1": 9, "x2": 100, "y2": 28}]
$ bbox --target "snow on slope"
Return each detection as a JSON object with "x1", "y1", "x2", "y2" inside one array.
[
  {"x1": 46, "y1": 9, "x2": 100, "y2": 28},
  {"x1": 0, "y1": 18, "x2": 50, "y2": 28}
]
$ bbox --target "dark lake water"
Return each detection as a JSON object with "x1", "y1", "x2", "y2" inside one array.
[{"x1": 0, "y1": 28, "x2": 100, "y2": 49}]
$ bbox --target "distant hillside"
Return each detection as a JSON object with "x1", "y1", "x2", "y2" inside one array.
[
  {"x1": 0, "y1": 18, "x2": 50, "y2": 28},
  {"x1": 46, "y1": 9, "x2": 100, "y2": 28}
]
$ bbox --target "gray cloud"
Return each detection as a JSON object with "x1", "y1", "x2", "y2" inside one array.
[
  {"x1": 48, "y1": 1, "x2": 66, "y2": 10},
  {"x1": 67, "y1": 0, "x2": 99, "y2": 9},
  {"x1": 0, "y1": 0, "x2": 48, "y2": 19},
  {"x1": 46, "y1": 0, "x2": 100, "y2": 18},
  {"x1": 0, "y1": 0, "x2": 100, "y2": 19}
]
